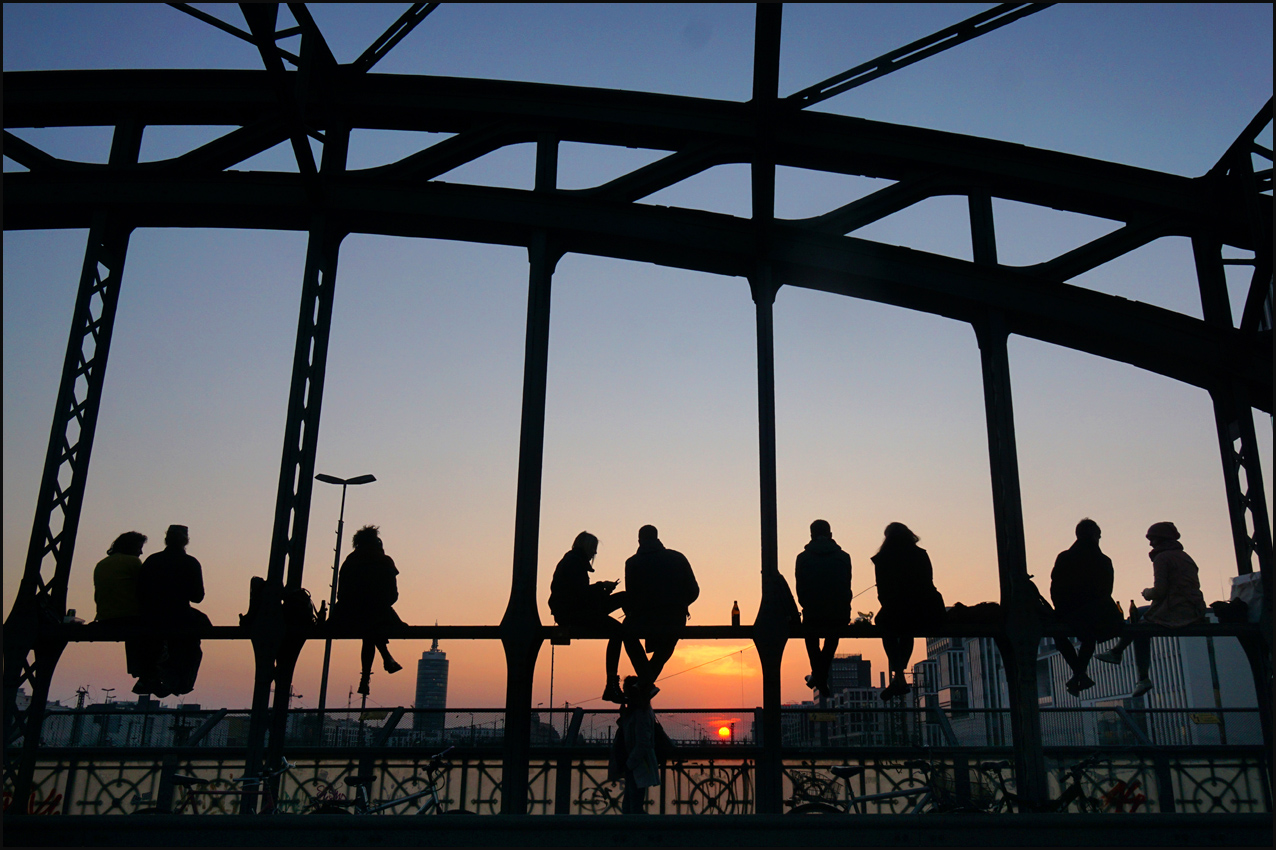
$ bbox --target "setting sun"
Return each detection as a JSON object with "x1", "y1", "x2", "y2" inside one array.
[{"x1": 717, "y1": 726, "x2": 731, "y2": 739}]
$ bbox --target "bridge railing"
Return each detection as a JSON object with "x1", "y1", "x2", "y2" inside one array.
[{"x1": 4, "y1": 705, "x2": 1268, "y2": 816}]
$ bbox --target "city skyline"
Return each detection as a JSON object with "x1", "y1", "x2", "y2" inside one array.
[{"x1": 4, "y1": 3, "x2": 1271, "y2": 713}]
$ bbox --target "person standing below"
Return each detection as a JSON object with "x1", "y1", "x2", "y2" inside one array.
[
  {"x1": 93, "y1": 531, "x2": 156, "y2": 693},
  {"x1": 138, "y1": 525, "x2": 212, "y2": 697},
  {"x1": 872, "y1": 522, "x2": 945, "y2": 701},
  {"x1": 623, "y1": 525, "x2": 699, "y2": 690},
  {"x1": 1096, "y1": 521, "x2": 1207, "y2": 697},
  {"x1": 795, "y1": 519, "x2": 852, "y2": 699},
  {"x1": 1050, "y1": 519, "x2": 1123, "y2": 696},
  {"x1": 333, "y1": 525, "x2": 404, "y2": 696},
  {"x1": 549, "y1": 531, "x2": 650, "y2": 704}
]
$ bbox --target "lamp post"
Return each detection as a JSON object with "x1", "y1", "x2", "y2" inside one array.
[{"x1": 313, "y1": 472, "x2": 376, "y2": 743}]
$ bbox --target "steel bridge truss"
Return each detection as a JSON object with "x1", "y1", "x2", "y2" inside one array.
[{"x1": 3, "y1": 2, "x2": 1272, "y2": 818}]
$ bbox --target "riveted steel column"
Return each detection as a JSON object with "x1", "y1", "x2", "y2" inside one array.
[
  {"x1": 2, "y1": 120, "x2": 141, "y2": 806},
  {"x1": 500, "y1": 135, "x2": 559, "y2": 814},
  {"x1": 1194, "y1": 236, "x2": 1274, "y2": 765},
  {"x1": 971, "y1": 191, "x2": 1047, "y2": 808},
  {"x1": 750, "y1": 2, "x2": 786, "y2": 815},
  {"x1": 242, "y1": 122, "x2": 351, "y2": 808}
]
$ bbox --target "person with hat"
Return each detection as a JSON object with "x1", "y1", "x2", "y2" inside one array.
[
  {"x1": 1096, "y1": 521, "x2": 1207, "y2": 697},
  {"x1": 138, "y1": 524, "x2": 212, "y2": 696},
  {"x1": 548, "y1": 531, "x2": 649, "y2": 703}
]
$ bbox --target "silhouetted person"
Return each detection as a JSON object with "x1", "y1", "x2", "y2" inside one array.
[
  {"x1": 623, "y1": 525, "x2": 698, "y2": 689},
  {"x1": 796, "y1": 519, "x2": 851, "y2": 699},
  {"x1": 93, "y1": 531, "x2": 158, "y2": 693},
  {"x1": 332, "y1": 525, "x2": 404, "y2": 695},
  {"x1": 608, "y1": 676, "x2": 674, "y2": 814},
  {"x1": 1050, "y1": 518, "x2": 1122, "y2": 695},
  {"x1": 872, "y1": 522, "x2": 945, "y2": 701},
  {"x1": 549, "y1": 531, "x2": 650, "y2": 704},
  {"x1": 1096, "y1": 521, "x2": 1207, "y2": 697},
  {"x1": 138, "y1": 525, "x2": 212, "y2": 697}
]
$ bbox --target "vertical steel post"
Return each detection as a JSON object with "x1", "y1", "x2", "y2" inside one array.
[
  {"x1": 242, "y1": 121, "x2": 350, "y2": 807},
  {"x1": 1193, "y1": 236, "x2": 1274, "y2": 763},
  {"x1": 499, "y1": 134, "x2": 559, "y2": 814},
  {"x1": 749, "y1": 2, "x2": 786, "y2": 815},
  {"x1": 970, "y1": 191, "x2": 1048, "y2": 808},
  {"x1": 2, "y1": 120, "x2": 141, "y2": 805}
]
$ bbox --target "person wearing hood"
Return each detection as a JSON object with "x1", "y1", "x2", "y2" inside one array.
[
  {"x1": 795, "y1": 519, "x2": 852, "y2": 699},
  {"x1": 1050, "y1": 519, "x2": 1123, "y2": 696},
  {"x1": 1096, "y1": 521, "x2": 1207, "y2": 697},
  {"x1": 549, "y1": 531, "x2": 649, "y2": 703},
  {"x1": 623, "y1": 525, "x2": 699, "y2": 688}
]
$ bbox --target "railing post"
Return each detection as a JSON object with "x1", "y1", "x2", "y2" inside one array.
[{"x1": 500, "y1": 134, "x2": 559, "y2": 814}]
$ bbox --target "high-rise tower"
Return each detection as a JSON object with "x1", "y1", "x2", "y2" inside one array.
[{"x1": 414, "y1": 637, "x2": 449, "y2": 735}]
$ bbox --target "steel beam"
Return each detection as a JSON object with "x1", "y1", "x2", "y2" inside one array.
[
  {"x1": 970, "y1": 196, "x2": 1048, "y2": 807},
  {"x1": 2, "y1": 119, "x2": 141, "y2": 806},
  {"x1": 7, "y1": 173, "x2": 1266, "y2": 411},
  {"x1": 749, "y1": 2, "x2": 784, "y2": 816},
  {"x1": 499, "y1": 136, "x2": 559, "y2": 814},
  {"x1": 241, "y1": 116, "x2": 350, "y2": 808},
  {"x1": 6, "y1": 70, "x2": 1261, "y2": 247}
]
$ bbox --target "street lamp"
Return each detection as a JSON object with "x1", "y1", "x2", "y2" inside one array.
[{"x1": 313, "y1": 472, "x2": 376, "y2": 740}]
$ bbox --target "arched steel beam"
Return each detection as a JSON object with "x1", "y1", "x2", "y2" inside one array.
[
  {"x1": 6, "y1": 170, "x2": 1268, "y2": 412},
  {"x1": 5, "y1": 69, "x2": 1266, "y2": 249}
]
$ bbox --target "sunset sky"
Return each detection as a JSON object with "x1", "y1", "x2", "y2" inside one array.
[{"x1": 4, "y1": 3, "x2": 1271, "y2": 723}]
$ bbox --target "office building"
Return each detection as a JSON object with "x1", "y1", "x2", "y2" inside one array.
[{"x1": 414, "y1": 637, "x2": 449, "y2": 736}]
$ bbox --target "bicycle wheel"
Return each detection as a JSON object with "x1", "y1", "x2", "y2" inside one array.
[{"x1": 788, "y1": 802, "x2": 843, "y2": 814}]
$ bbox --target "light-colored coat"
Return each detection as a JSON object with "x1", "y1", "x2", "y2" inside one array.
[{"x1": 1144, "y1": 541, "x2": 1206, "y2": 627}]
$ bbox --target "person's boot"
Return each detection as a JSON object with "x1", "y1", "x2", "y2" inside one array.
[
  {"x1": 1095, "y1": 649, "x2": 1122, "y2": 665},
  {"x1": 383, "y1": 656, "x2": 402, "y2": 674},
  {"x1": 602, "y1": 676, "x2": 625, "y2": 704},
  {"x1": 358, "y1": 671, "x2": 371, "y2": 696}
]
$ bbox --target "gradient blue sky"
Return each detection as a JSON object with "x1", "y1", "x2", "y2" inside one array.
[{"x1": 4, "y1": 4, "x2": 1272, "y2": 718}]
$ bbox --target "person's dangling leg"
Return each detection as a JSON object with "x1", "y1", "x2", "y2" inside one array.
[
  {"x1": 804, "y1": 635, "x2": 822, "y2": 691},
  {"x1": 818, "y1": 636, "x2": 840, "y2": 697},
  {"x1": 602, "y1": 633, "x2": 625, "y2": 704},
  {"x1": 1132, "y1": 635, "x2": 1153, "y2": 696},
  {"x1": 359, "y1": 639, "x2": 375, "y2": 694},
  {"x1": 376, "y1": 638, "x2": 402, "y2": 674},
  {"x1": 1054, "y1": 636, "x2": 1081, "y2": 676}
]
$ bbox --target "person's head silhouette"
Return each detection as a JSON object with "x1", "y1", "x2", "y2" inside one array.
[
  {"x1": 810, "y1": 519, "x2": 831, "y2": 538},
  {"x1": 165, "y1": 525, "x2": 189, "y2": 549},
  {"x1": 638, "y1": 524, "x2": 658, "y2": 543},
  {"x1": 1075, "y1": 518, "x2": 1101, "y2": 542},
  {"x1": 352, "y1": 525, "x2": 382, "y2": 550},
  {"x1": 109, "y1": 531, "x2": 147, "y2": 557},
  {"x1": 572, "y1": 531, "x2": 599, "y2": 562}
]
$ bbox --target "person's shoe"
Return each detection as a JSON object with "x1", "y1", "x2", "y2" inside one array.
[
  {"x1": 804, "y1": 674, "x2": 815, "y2": 690},
  {"x1": 383, "y1": 658, "x2": 403, "y2": 674},
  {"x1": 1132, "y1": 678, "x2": 1153, "y2": 698},
  {"x1": 358, "y1": 672, "x2": 371, "y2": 696},
  {"x1": 1065, "y1": 674, "x2": 1095, "y2": 696},
  {"x1": 602, "y1": 678, "x2": 625, "y2": 704},
  {"x1": 1095, "y1": 650, "x2": 1122, "y2": 665},
  {"x1": 646, "y1": 683, "x2": 661, "y2": 699}
]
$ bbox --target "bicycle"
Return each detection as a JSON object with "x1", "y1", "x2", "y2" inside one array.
[
  {"x1": 310, "y1": 746, "x2": 473, "y2": 815},
  {"x1": 976, "y1": 756, "x2": 1146, "y2": 813},
  {"x1": 786, "y1": 760, "x2": 984, "y2": 815},
  {"x1": 135, "y1": 758, "x2": 295, "y2": 815}
]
